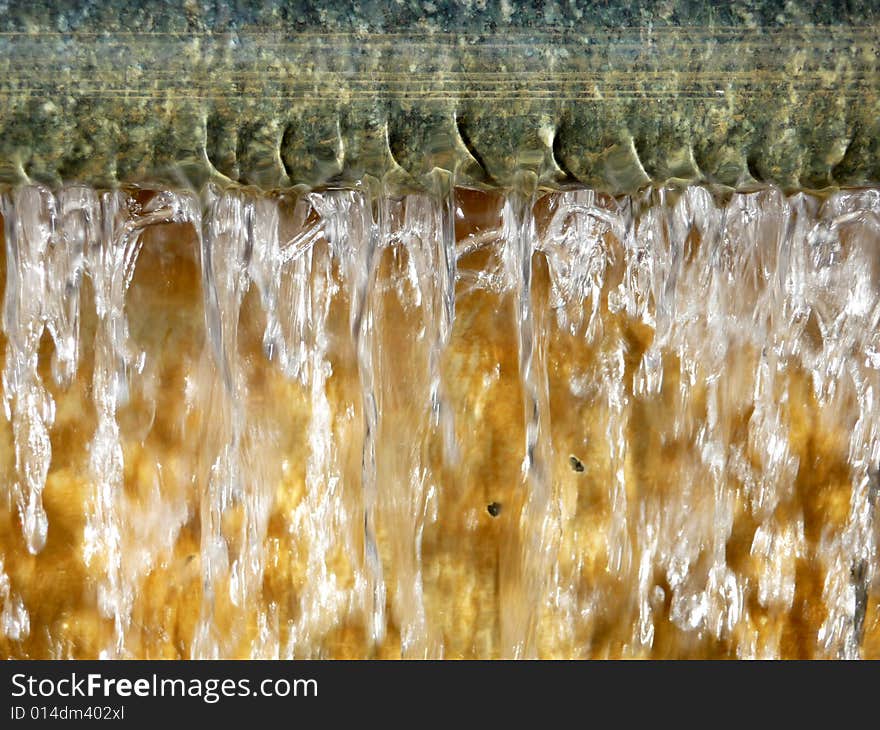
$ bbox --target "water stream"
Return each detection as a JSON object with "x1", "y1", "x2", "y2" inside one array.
[{"x1": 1, "y1": 183, "x2": 878, "y2": 658}]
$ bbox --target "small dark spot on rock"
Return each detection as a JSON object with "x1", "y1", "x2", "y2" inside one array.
[
  {"x1": 569, "y1": 455, "x2": 585, "y2": 473},
  {"x1": 487, "y1": 502, "x2": 502, "y2": 517}
]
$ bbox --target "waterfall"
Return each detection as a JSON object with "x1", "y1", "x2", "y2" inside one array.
[{"x1": 2, "y1": 183, "x2": 879, "y2": 659}]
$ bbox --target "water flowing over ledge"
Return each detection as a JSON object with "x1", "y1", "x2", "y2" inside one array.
[
  {"x1": 1, "y1": 183, "x2": 879, "y2": 658},
  {"x1": 1, "y1": 2, "x2": 878, "y2": 192}
]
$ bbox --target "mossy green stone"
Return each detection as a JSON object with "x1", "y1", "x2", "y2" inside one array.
[{"x1": 0, "y1": 1, "x2": 877, "y2": 193}]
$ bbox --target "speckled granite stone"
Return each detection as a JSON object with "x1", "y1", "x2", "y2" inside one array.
[{"x1": 0, "y1": 1, "x2": 878, "y2": 193}]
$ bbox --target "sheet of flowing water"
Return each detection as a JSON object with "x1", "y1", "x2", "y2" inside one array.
[{"x1": 1, "y1": 183, "x2": 879, "y2": 658}]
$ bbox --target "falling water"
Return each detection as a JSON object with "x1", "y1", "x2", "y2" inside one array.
[{"x1": 1, "y1": 182, "x2": 880, "y2": 659}]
